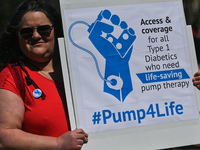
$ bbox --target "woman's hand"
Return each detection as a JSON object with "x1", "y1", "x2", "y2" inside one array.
[
  {"x1": 193, "y1": 69, "x2": 200, "y2": 90},
  {"x1": 57, "y1": 129, "x2": 88, "y2": 150}
]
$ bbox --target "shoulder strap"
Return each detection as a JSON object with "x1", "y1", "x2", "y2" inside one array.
[{"x1": 7, "y1": 63, "x2": 25, "y2": 100}]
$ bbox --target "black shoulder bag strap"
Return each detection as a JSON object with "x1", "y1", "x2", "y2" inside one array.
[
  {"x1": 7, "y1": 63, "x2": 25, "y2": 100},
  {"x1": 7, "y1": 62, "x2": 33, "y2": 100}
]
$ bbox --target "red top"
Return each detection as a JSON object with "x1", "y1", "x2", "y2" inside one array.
[{"x1": 0, "y1": 66, "x2": 70, "y2": 137}]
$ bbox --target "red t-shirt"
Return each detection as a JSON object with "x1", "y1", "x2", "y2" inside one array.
[{"x1": 0, "y1": 66, "x2": 70, "y2": 137}]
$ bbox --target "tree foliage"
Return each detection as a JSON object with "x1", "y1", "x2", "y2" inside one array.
[
  {"x1": 0, "y1": 0, "x2": 60, "y2": 35},
  {"x1": 0, "y1": 0, "x2": 200, "y2": 36}
]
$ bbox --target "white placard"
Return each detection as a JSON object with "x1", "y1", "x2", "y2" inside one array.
[{"x1": 59, "y1": 0, "x2": 200, "y2": 149}]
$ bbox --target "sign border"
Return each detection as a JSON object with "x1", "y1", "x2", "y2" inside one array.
[{"x1": 58, "y1": 0, "x2": 200, "y2": 149}]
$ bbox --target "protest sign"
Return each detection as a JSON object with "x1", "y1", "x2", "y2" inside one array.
[{"x1": 59, "y1": 0, "x2": 200, "y2": 149}]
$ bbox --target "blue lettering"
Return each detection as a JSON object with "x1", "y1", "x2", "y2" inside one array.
[
  {"x1": 102, "y1": 109, "x2": 112, "y2": 124},
  {"x1": 122, "y1": 110, "x2": 136, "y2": 121},
  {"x1": 113, "y1": 112, "x2": 122, "y2": 123},
  {"x1": 97, "y1": 101, "x2": 184, "y2": 125},
  {"x1": 176, "y1": 104, "x2": 183, "y2": 115},
  {"x1": 137, "y1": 109, "x2": 146, "y2": 123},
  {"x1": 156, "y1": 103, "x2": 165, "y2": 117},
  {"x1": 169, "y1": 101, "x2": 175, "y2": 115},
  {"x1": 165, "y1": 102, "x2": 169, "y2": 116},
  {"x1": 147, "y1": 104, "x2": 156, "y2": 118}
]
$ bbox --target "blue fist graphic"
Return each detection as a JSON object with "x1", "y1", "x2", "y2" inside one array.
[{"x1": 88, "y1": 10, "x2": 136, "y2": 102}]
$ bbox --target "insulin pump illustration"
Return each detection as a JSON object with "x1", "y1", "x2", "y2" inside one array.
[{"x1": 68, "y1": 9, "x2": 136, "y2": 102}]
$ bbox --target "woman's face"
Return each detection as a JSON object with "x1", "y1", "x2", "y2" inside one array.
[{"x1": 18, "y1": 11, "x2": 55, "y2": 63}]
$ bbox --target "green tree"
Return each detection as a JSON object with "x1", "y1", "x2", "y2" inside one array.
[{"x1": 0, "y1": 0, "x2": 60, "y2": 35}]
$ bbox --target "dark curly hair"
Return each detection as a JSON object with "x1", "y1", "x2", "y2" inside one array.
[{"x1": 0, "y1": 0, "x2": 63, "y2": 71}]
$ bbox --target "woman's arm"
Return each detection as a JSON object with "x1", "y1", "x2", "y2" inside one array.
[{"x1": 0, "y1": 89, "x2": 88, "y2": 150}]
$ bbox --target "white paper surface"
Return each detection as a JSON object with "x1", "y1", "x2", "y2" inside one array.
[
  {"x1": 63, "y1": 1, "x2": 198, "y2": 133},
  {"x1": 59, "y1": 0, "x2": 200, "y2": 149}
]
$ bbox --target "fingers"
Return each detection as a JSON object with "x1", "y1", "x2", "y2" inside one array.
[
  {"x1": 194, "y1": 70, "x2": 200, "y2": 76},
  {"x1": 74, "y1": 129, "x2": 89, "y2": 144},
  {"x1": 57, "y1": 129, "x2": 88, "y2": 150},
  {"x1": 193, "y1": 70, "x2": 200, "y2": 90},
  {"x1": 100, "y1": 9, "x2": 134, "y2": 33},
  {"x1": 193, "y1": 71, "x2": 200, "y2": 83},
  {"x1": 101, "y1": 9, "x2": 111, "y2": 20}
]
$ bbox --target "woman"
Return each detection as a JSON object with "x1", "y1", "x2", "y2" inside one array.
[{"x1": 0, "y1": 0, "x2": 88, "y2": 149}]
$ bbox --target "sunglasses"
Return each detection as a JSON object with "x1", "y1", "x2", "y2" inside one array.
[{"x1": 19, "y1": 25, "x2": 54, "y2": 39}]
